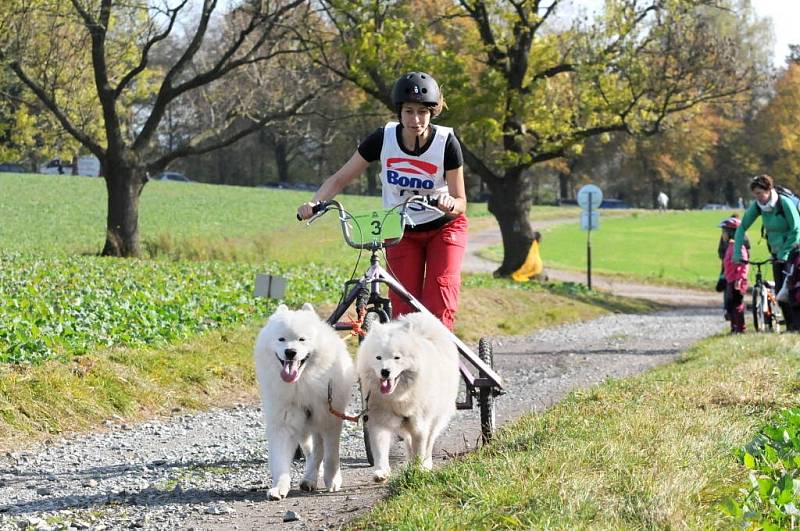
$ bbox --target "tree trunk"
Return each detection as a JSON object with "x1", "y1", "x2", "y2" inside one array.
[
  {"x1": 275, "y1": 139, "x2": 289, "y2": 183},
  {"x1": 102, "y1": 163, "x2": 145, "y2": 257},
  {"x1": 558, "y1": 171, "x2": 571, "y2": 201},
  {"x1": 689, "y1": 183, "x2": 700, "y2": 209},
  {"x1": 486, "y1": 174, "x2": 535, "y2": 277},
  {"x1": 366, "y1": 168, "x2": 377, "y2": 196}
]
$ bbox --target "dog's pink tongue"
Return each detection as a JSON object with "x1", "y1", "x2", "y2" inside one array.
[
  {"x1": 380, "y1": 378, "x2": 393, "y2": 395},
  {"x1": 281, "y1": 361, "x2": 300, "y2": 383}
]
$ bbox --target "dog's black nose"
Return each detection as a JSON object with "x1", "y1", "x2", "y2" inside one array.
[
  {"x1": 380, "y1": 369, "x2": 390, "y2": 379},
  {"x1": 284, "y1": 348, "x2": 296, "y2": 360}
]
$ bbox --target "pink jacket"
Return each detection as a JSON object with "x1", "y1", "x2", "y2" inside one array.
[{"x1": 723, "y1": 241, "x2": 748, "y2": 286}]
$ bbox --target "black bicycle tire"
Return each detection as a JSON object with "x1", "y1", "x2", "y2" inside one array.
[
  {"x1": 766, "y1": 292, "x2": 781, "y2": 333},
  {"x1": 752, "y1": 287, "x2": 765, "y2": 332},
  {"x1": 477, "y1": 337, "x2": 496, "y2": 444},
  {"x1": 359, "y1": 310, "x2": 384, "y2": 466}
]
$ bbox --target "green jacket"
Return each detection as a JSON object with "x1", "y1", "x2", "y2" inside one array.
[{"x1": 734, "y1": 195, "x2": 800, "y2": 262}]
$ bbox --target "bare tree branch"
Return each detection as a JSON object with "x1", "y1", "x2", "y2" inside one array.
[
  {"x1": 113, "y1": 0, "x2": 189, "y2": 98},
  {"x1": 6, "y1": 60, "x2": 104, "y2": 157}
]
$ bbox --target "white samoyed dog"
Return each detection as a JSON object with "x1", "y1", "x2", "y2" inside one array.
[
  {"x1": 253, "y1": 303, "x2": 355, "y2": 500},
  {"x1": 356, "y1": 312, "x2": 460, "y2": 482}
]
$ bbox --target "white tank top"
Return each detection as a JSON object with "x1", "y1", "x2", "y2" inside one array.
[{"x1": 380, "y1": 122, "x2": 451, "y2": 225}]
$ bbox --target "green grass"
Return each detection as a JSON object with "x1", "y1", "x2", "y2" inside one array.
[
  {"x1": 483, "y1": 210, "x2": 770, "y2": 288},
  {"x1": 0, "y1": 323, "x2": 259, "y2": 445},
  {"x1": 352, "y1": 334, "x2": 800, "y2": 529},
  {"x1": 0, "y1": 172, "x2": 490, "y2": 263},
  {"x1": 456, "y1": 276, "x2": 660, "y2": 342}
]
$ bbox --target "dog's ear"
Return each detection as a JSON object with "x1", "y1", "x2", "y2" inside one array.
[
  {"x1": 275, "y1": 304, "x2": 289, "y2": 314},
  {"x1": 301, "y1": 302, "x2": 315, "y2": 313},
  {"x1": 399, "y1": 315, "x2": 415, "y2": 332}
]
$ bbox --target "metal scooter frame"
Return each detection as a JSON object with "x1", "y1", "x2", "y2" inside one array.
[{"x1": 308, "y1": 198, "x2": 504, "y2": 410}]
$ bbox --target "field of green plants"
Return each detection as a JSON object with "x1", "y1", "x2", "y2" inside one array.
[
  {"x1": 0, "y1": 173, "x2": 494, "y2": 364},
  {"x1": 724, "y1": 406, "x2": 800, "y2": 529}
]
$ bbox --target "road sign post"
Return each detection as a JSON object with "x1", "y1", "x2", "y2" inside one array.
[{"x1": 577, "y1": 184, "x2": 603, "y2": 290}]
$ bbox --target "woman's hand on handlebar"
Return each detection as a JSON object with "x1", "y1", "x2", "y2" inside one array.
[
  {"x1": 434, "y1": 193, "x2": 456, "y2": 213},
  {"x1": 297, "y1": 202, "x2": 318, "y2": 221}
]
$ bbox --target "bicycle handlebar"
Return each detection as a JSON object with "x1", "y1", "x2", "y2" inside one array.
[
  {"x1": 296, "y1": 195, "x2": 452, "y2": 222},
  {"x1": 746, "y1": 259, "x2": 776, "y2": 266},
  {"x1": 299, "y1": 196, "x2": 443, "y2": 250}
]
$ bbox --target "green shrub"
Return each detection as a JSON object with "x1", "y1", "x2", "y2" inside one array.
[{"x1": 722, "y1": 406, "x2": 800, "y2": 529}]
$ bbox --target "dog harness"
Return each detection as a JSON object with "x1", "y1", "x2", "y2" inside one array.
[{"x1": 327, "y1": 381, "x2": 368, "y2": 423}]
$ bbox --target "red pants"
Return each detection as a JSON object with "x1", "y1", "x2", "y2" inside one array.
[{"x1": 386, "y1": 215, "x2": 468, "y2": 330}]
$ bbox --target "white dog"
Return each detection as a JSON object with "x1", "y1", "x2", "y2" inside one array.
[
  {"x1": 357, "y1": 312, "x2": 460, "y2": 482},
  {"x1": 254, "y1": 303, "x2": 355, "y2": 500}
]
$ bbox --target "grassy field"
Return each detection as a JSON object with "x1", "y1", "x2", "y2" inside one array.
[
  {"x1": 0, "y1": 173, "x2": 493, "y2": 264},
  {"x1": 352, "y1": 334, "x2": 800, "y2": 529},
  {"x1": 481, "y1": 209, "x2": 771, "y2": 288}
]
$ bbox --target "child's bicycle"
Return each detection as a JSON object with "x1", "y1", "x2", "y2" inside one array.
[
  {"x1": 747, "y1": 258, "x2": 783, "y2": 333},
  {"x1": 301, "y1": 196, "x2": 505, "y2": 465}
]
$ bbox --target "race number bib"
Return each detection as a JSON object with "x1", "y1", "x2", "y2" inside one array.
[{"x1": 348, "y1": 209, "x2": 403, "y2": 244}]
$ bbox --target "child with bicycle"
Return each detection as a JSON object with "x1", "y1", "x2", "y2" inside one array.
[
  {"x1": 720, "y1": 216, "x2": 749, "y2": 333},
  {"x1": 297, "y1": 71, "x2": 467, "y2": 330}
]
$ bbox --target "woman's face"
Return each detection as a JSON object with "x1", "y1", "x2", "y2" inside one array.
[
  {"x1": 400, "y1": 103, "x2": 432, "y2": 135},
  {"x1": 751, "y1": 186, "x2": 771, "y2": 204}
]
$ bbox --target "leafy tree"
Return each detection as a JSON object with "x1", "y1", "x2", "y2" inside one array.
[
  {"x1": 744, "y1": 63, "x2": 800, "y2": 186},
  {"x1": 0, "y1": 0, "x2": 316, "y2": 256},
  {"x1": 308, "y1": 0, "x2": 764, "y2": 275}
]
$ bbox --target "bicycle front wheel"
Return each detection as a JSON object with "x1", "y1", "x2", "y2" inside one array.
[
  {"x1": 766, "y1": 292, "x2": 782, "y2": 333},
  {"x1": 752, "y1": 287, "x2": 766, "y2": 332}
]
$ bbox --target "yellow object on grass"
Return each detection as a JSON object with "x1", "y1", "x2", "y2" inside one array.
[{"x1": 511, "y1": 239, "x2": 543, "y2": 282}]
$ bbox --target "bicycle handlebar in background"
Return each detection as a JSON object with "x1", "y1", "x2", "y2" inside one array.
[{"x1": 746, "y1": 258, "x2": 775, "y2": 266}]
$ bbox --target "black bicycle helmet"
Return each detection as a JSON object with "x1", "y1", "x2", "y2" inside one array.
[{"x1": 391, "y1": 71, "x2": 441, "y2": 109}]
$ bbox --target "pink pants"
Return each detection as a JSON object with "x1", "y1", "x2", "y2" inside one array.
[{"x1": 386, "y1": 215, "x2": 468, "y2": 330}]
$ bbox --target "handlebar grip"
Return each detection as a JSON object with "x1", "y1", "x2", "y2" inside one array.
[
  {"x1": 427, "y1": 196, "x2": 455, "y2": 212},
  {"x1": 297, "y1": 201, "x2": 330, "y2": 221}
]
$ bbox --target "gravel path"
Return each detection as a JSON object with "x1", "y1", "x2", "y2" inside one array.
[
  {"x1": 0, "y1": 309, "x2": 723, "y2": 531},
  {"x1": 0, "y1": 222, "x2": 726, "y2": 531}
]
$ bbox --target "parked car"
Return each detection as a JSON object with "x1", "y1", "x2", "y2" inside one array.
[
  {"x1": 0, "y1": 163, "x2": 29, "y2": 173},
  {"x1": 600, "y1": 198, "x2": 632, "y2": 209},
  {"x1": 702, "y1": 203, "x2": 731, "y2": 210},
  {"x1": 39, "y1": 158, "x2": 69, "y2": 175},
  {"x1": 155, "y1": 171, "x2": 192, "y2": 183},
  {"x1": 258, "y1": 181, "x2": 316, "y2": 191},
  {"x1": 39, "y1": 155, "x2": 101, "y2": 177}
]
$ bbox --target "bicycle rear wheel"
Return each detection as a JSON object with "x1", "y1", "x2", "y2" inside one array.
[
  {"x1": 477, "y1": 337, "x2": 496, "y2": 444},
  {"x1": 752, "y1": 287, "x2": 766, "y2": 332},
  {"x1": 766, "y1": 292, "x2": 782, "y2": 333}
]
